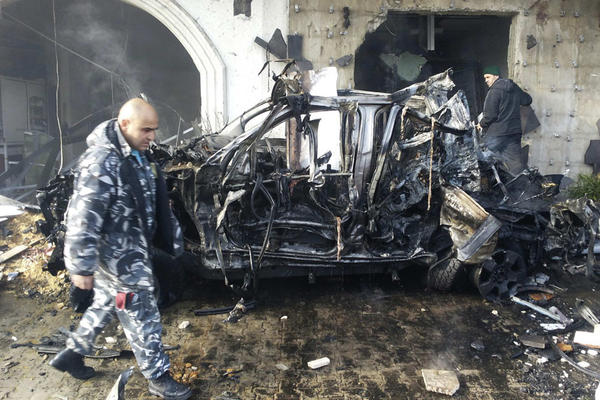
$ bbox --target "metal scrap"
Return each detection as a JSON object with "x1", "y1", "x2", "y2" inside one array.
[
  {"x1": 105, "y1": 367, "x2": 134, "y2": 400},
  {"x1": 511, "y1": 296, "x2": 571, "y2": 324}
]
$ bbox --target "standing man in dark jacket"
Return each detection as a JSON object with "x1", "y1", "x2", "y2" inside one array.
[
  {"x1": 476, "y1": 65, "x2": 532, "y2": 174},
  {"x1": 49, "y1": 98, "x2": 192, "y2": 400}
]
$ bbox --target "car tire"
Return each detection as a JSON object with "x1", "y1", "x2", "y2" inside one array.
[
  {"x1": 427, "y1": 257, "x2": 466, "y2": 291},
  {"x1": 470, "y1": 249, "x2": 527, "y2": 302}
]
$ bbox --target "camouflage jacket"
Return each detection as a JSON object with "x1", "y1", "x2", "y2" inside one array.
[{"x1": 64, "y1": 119, "x2": 183, "y2": 289}]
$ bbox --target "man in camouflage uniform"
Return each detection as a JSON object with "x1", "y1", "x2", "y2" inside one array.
[{"x1": 49, "y1": 98, "x2": 192, "y2": 400}]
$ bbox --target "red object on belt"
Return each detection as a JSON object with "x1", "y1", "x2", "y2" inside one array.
[{"x1": 116, "y1": 292, "x2": 135, "y2": 310}]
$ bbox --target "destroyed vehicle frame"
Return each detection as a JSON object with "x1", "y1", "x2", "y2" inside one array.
[
  {"x1": 38, "y1": 70, "x2": 557, "y2": 300},
  {"x1": 162, "y1": 70, "x2": 512, "y2": 288}
]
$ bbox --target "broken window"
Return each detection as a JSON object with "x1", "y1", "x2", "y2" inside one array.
[{"x1": 355, "y1": 13, "x2": 512, "y2": 119}]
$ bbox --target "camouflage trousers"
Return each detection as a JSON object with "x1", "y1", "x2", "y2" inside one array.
[{"x1": 66, "y1": 276, "x2": 170, "y2": 379}]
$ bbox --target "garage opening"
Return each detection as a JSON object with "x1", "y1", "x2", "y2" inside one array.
[
  {"x1": 0, "y1": 0, "x2": 201, "y2": 198},
  {"x1": 355, "y1": 13, "x2": 512, "y2": 120}
]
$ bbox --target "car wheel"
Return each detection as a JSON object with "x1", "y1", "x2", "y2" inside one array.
[
  {"x1": 471, "y1": 249, "x2": 527, "y2": 302},
  {"x1": 427, "y1": 257, "x2": 466, "y2": 291}
]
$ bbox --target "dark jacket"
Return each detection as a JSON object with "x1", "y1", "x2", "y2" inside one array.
[
  {"x1": 480, "y1": 78, "x2": 532, "y2": 137},
  {"x1": 64, "y1": 119, "x2": 183, "y2": 290}
]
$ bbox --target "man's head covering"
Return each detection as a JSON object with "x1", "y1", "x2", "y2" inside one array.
[{"x1": 483, "y1": 65, "x2": 501, "y2": 76}]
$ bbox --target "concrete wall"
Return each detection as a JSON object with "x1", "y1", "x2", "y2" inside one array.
[
  {"x1": 177, "y1": 0, "x2": 289, "y2": 125},
  {"x1": 289, "y1": 0, "x2": 600, "y2": 177}
]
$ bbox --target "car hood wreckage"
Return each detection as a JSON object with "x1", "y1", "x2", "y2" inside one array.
[{"x1": 37, "y1": 68, "x2": 570, "y2": 303}]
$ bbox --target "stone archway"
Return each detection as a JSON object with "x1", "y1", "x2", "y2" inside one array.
[{"x1": 123, "y1": 0, "x2": 227, "y2": 130}]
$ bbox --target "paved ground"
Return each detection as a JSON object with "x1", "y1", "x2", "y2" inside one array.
[{"x1": 1, "y1": 265, "x2": 599, "y2": 399}]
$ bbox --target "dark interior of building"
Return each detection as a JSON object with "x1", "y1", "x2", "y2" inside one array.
[
  {"x1": 355, "y1": 13, "x2": 512, "y2": 120},
  {"x1": 0, "y1": 0, "x2": 201, "y2": 195}
]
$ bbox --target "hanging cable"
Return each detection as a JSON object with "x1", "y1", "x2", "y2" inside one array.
[
  {"x1": 52, "y1": 0, "x2": 64, "y2": 174},
  {"x1": 395, "y1": 106, "x2": 408, "y2": 161},
  {"x1": 110, "y1": 74, "x2": 115, "y2": 117}
]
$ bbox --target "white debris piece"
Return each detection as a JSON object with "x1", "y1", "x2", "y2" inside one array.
[
  {"x1": 421, "y1": 369, "x2": 460, "y2": 396},
  {"x1": 275, "y1": 363, "x2": 289, "y2": 371},
  {"x1": 574, "y1": 331, "x2": 600, "y2": 349},
  {"x1": 491, "y1": 310, "x2": 499, "y2": 316},
  {"x1": 178, "y1": 321, "x2": 190, "y2": 330},
  {"x1": 589, "y1": 350, "x2": 598, "y2": 356},
  {"x1": 307, "y1": 357, "x2": 330, "y2": 369},
  {"x1": 578, "y1": 361, "x2": 591, "y2": 368},
  {"x1": 535, "y1": 273, "x2": 550, "y2": 285},
  {"x1": 540, "y1": 323, "x2": 566, "y2": 331},
  {"x1": 536, "y1": 357, "x2": 548, "y2": 364},
  {"x1": 105, "y1": 337, "x2": 117, "y2": 344},
  {"x1": 106, "y1": 366, "x2": 134, "y2": 400},
  {"x1": 280, "y1": 316, "x2": 288, "y2": 321},
  {"x1": 0, "y1": 205, "x2": 24, "y2": 219},
  {"x1": 6, "y1": 272, "x2": 19, "y2": 281}
]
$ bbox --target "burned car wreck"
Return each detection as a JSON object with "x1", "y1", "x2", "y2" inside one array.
[
  {"x1": 150, "y1": 68, "x2": 559, "y2": 301},
  {"x1": 38, "y1": 69, "x2": 560, "y2": 302}
]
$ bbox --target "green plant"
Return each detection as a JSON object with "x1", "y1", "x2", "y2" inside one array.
[{"x1": 568, "y1": 174, "x2": 600, "y2": 201}]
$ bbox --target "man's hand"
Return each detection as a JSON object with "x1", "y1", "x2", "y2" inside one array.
[
  {"x1": 71, "y1": 274, "x2": 94, "y2": 290},
  {"x1": 475, "y1": 123, "x2": 482, "y2": 131}
]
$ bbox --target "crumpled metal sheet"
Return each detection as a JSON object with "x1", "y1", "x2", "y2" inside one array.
[
  {"x1": 440, "y1": 187, "x2": 498, "y2": 264},
  {"x1": 545, "y1": 198, "x2": 600, "y2": 263}
]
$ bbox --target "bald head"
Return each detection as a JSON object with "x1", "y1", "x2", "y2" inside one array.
[
  {"x1": 117, "y1": 98, "x2": 158, "y2": 151},
  {"x1": 118, "y1": 98, "x2": 157, "y2": 122}
]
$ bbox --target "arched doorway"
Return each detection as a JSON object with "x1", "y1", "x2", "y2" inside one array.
[
  {"x1": 123, "y1": 0, "x2": 226, "y2": 130},
  {"x1": 0, "y1": 0, "x2": 225, "y2": 196}
]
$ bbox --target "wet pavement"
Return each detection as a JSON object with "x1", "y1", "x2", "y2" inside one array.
[{"x1": 1, "y1": 266, "x2": 599, "y2": 399}]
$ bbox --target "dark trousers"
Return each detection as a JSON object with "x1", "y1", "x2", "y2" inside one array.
[{"x1": 482, "y1": 133, "x2": 525, "y2": 174}]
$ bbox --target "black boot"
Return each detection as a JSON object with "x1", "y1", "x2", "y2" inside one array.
[
  {"x1": 49, "y1": 348, "x2": 95, "y2": 380},
  {"x1": 148, "y1": 372, "x2": 192, "y2": 400}
]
